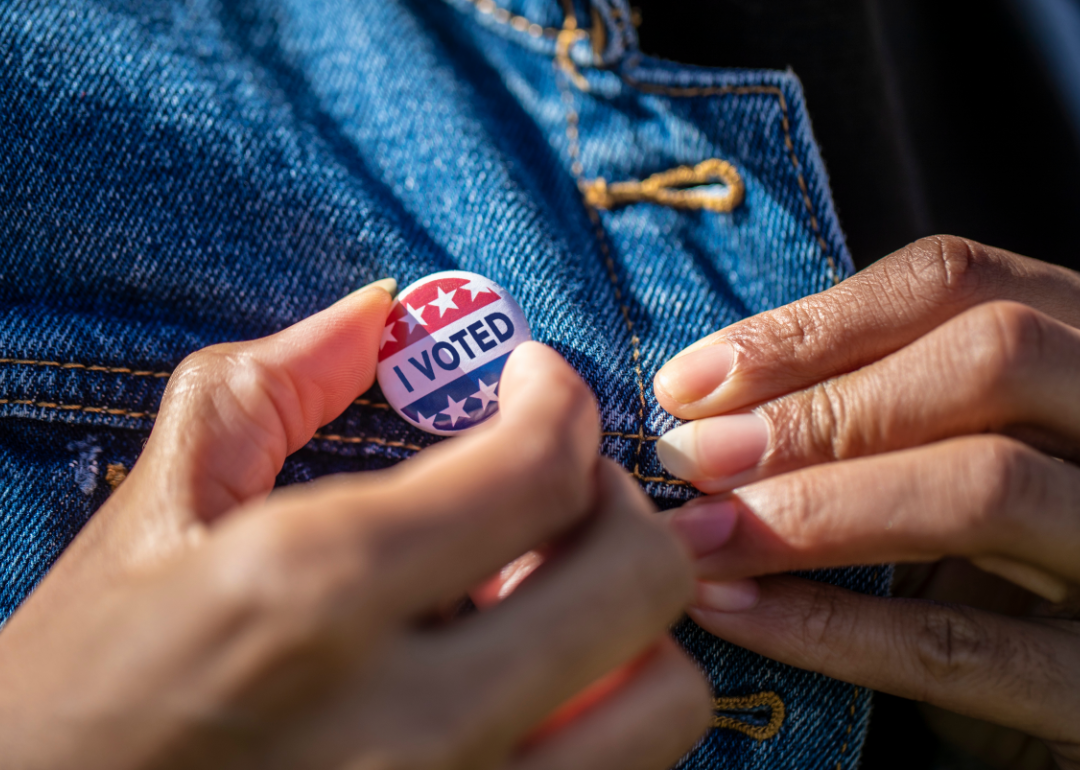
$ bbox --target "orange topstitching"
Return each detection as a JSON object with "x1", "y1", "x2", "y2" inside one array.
[
  {"x1": 713, "y1": 691, "x2": 786, "y2": 741},
  {"x1": 0, "y1": 357, "x2": 172, "y2": 378}
]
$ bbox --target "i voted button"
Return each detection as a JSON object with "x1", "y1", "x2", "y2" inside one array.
[{"x1": 376, "y1": 271, "x2": 531, "y2": 436}]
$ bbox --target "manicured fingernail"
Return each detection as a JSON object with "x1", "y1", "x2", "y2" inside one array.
[
  {"x1": 694, "y1": 579, "x2": 759, "y2": 612},
  {"x1": 365, "y1": 277, "x2": 398, "y2": 297},
  {"x1": 668, "y1": 500, "x2": 738, "y2": 557},
  {"x1": 656, "y1": 413, "x2": 769, "y2": 481},
  {"x1": 333, "y1": 278, "x2": 398, "y2": 308},
  {"x1": 655, "y1": 343, "x2": 734, "y2": 405}
]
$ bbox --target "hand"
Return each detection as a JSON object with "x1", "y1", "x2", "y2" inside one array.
[
  {"x1": 653, "y1": 236, "x2": 1080, "y2": 769},
  {"x1": 0, "y1": 280, "x2": 710, "y2": 770}
]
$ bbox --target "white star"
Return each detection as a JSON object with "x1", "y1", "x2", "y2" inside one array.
[
  {"x1": 428, "y1": 287, "x2": 459, "y2": 317},
  {"x1": 460, "y1": 279, "x2": 496, "y2": 301},
  {"x1": 404, "y1": 302, "x2": 428, "y2": 333},
  {"x1": 379, "y1": 321, "x2": 397, "y2": 350},
  {"x1": 475, "y1": 379, "x2": 499, "y2": 411},
  {"x1": 415, "y1": 410, "x2": 439, "y2": 431},
  {"x1": 441, "y1": 394, "x2": 471, "y2": 426}
]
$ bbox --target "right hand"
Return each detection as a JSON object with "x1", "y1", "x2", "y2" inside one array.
[{"x1": 0, "y1": 281, "x2": 710, "y2": 770}]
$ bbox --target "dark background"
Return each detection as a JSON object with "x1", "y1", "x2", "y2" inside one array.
[
  {"x1": 634, "y1": 0, "x2": 1080, "y2": 273},
  {"x1": 633, "y1": 1, "x2": 1080, "y2": 767}
]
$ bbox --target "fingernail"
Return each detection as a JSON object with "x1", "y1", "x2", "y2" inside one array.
[
  {"x1": 365, "y1": 277, "x2": 398, "y2": 297},
  {"x1": 655, "y1": 343, "x2": 734, "y2": 405},
  {"x1": 668, "y1": 500, "x2": 738, "y2": 557},
  {"x1": 656, "y1": 413, "x2": 769, "y2": 481},
  {"x1": 694, "y1": 579, "x2": 759, "y2": 612},
  {"x1": 333, "y1": 278, "x2": 398, "y2": 308}
]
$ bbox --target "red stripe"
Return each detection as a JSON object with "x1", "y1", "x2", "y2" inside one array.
[{"x1": 378, "y1": 277, "x2": 501, "y2": 361}]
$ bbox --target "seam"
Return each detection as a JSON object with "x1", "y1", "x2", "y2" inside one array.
[
  {"x1": 558, "y1": 32, "x2": 664, "y2": 492},
  {"x1": 460, "y1": 0, "x2": 560, "y2": 38},
  {"x1": 353, "y1": 398, "x2": 390, "y2": 409},
  {"x1": 713, "y1": 691, "x2": 785, "y2": 741},
  {"x1": 581, "y1": 158, "x2": 745, "y2": 213},
  {"x1": 602, "y1": 431, "x2": 658, "y2": 441},
  {"x1": 0, "y1": 401, "x2": 690, "y2": 487},
  {"x1": 312, "y1": 432, "x2": 688, "y2": 486},
  {"x1": 452, "y1": 0, "x2": 626, "y2": 70},
  {"x1": 311, "y1": 432, "x2": 425, "y2": 452},
  {"x1": 835, "y1": 686, "x2": 860, "y2": 769},
  {"x1": 450, "y1": 3, "x2": 838, "y2": 283},
  {"x1": 557, "y1": 11, "x2": 695, "y2": 493},
  {"x1": 619, "y1": 76, "x2": 840, "y2": 285},
  {"x1": 0, "y1": 398, "x2": 657, "y2": 439},
  {"x1": 555, "y1": 12, "x2": 590, "y2": 91},
  {"x1": 0, "y1": 358, "x2": 172, "y2": 378},
  {"x1": 0, "y1": 399, "x2": 157, "y2": 419},
  {"x1": 633, "y1": 471, "x2": 689, "y2": 486}
]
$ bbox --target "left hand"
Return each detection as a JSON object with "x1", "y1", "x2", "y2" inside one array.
[{"x1": 652, "y1": 236, "x2": 1080, "y2": 769}]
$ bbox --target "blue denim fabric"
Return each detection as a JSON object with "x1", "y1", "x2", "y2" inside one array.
[{"x1": 0, "y1": 0, "x2": 891, "y2": 766}]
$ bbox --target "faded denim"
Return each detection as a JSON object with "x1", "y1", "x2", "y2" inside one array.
[{"x1": 0, "y1": 0, "x2": 890, "y2": 766}]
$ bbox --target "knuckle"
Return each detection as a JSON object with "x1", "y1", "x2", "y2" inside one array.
[
  {"x1": 803, "y1": 380, "x2": 854, "y2": 462},
  {"x1": 797, "y1": 583, "x2": 854, "y2": 651},
  {"x1": 735, "y1": 298, "x2": 829, "y2": 362},
  {"x1": 168, "y1": 343, "x2": 284, "y2": 407},
  {"x1": 208, "y1": 513, "x2": 373, "y2": 648},
  {"x1": 962, "y1": 301, "x2": 1049, "y2": 396},
  {"x1": 765, "y1": 377, "x2": 861, "y2": 465},
  {"x1": 165, "y1": 344, "x2": 231, "y2": 397},
  {"x1": 961, "y1": 436, "x2": 1049, "y2": 531},
  {"x1": 899, "y1": 235, "x2": 990, "y2": 303},
  {"x1": 909, "y1": 604, "x2": 995, "y2": 690},
  {"x1": 209, "y1": 522, "x2": 301, "y2": 620}
]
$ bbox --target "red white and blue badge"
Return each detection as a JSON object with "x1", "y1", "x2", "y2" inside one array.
[{"x1": 376, "y1": 271, "x2": 531, "y2": 436}]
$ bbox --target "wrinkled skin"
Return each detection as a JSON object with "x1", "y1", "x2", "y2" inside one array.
[
  {"x1": 657, "y1": 236, "x2": 1080, "y2": 770},
  {"x1": 0, "y1": 283, "x2": 711, "y2": 770}
]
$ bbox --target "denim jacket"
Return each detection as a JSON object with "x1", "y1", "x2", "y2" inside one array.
[{"x1": 0, "y1": 0, "x2": 890, "y2": 766}]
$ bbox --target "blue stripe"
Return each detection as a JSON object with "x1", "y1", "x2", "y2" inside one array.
[{"x1": 402, "y1": 352, "x2": 509, "y2": 432}]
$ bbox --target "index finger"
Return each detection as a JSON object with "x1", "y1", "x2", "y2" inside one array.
[
  {"x1": 217, "y1": 342, "x2": 603, "y2": 617},
  {"x1": 655, "y1": 236, "x2": 1080, "y2": 420}
]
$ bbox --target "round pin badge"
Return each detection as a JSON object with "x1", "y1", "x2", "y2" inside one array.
[{"x1": 376, "y1": 270, "x2": 531, "y2": 436}]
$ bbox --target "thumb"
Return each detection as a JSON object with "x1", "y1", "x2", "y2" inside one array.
[{"x1": 105, "y1": 278, "x2": 396, "y2": 560}]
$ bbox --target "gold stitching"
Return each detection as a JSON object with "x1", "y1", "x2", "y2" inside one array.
[
  {"x1": 713, "y1": 691, "x2": 785, "y2": 741},
  {"x1": 602, "y1": 431, "x2": 659, "y2": 441},
  {"x1": 0, "y1": 399, "x2": 157, "y2": 419},
  {"x1": 619, "y1": 78, "x2": 840, "y2": 285},
  {"x1": 311, "y1": 431, "x2": 690, "y2": 487},
  {"x1": 0, "y1": 399, "x2": 691, "y2": 488},
  {"x1": 352, "y1": 398, "x2": 390, "y2": 409},
  {"x1": 310, "y1": 432, "x2": 424, "y2": 452},
  {"x1": 559, "y1": 65, "x2": 663, "y2": 490},
  {"x1": 834, "y1": 686, "x2": 860, "y2": 769},
  {"x1": 581, "y1": 158, "x2": 745, "y2": 213},
  {"x1": 0, "y1": 358, "x2": 172, "y2": 378},
  {"x1": 452, "y1": 4, "x2": 837, "y2": 280},
  {"x1": 461, "y1": 0, "x2": 559, "y2": 38},
  {"x1": 633, "y1": 472, "x2": 690, "y2": 486},
  {"x1": 556, "y1": 13, "x2": 590, "y2": 91},
  {"x1": 105, "y1": 463, "x2": 128, "y2": 491}
]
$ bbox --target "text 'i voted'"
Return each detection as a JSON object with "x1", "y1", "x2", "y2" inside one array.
[{"x1": 375, "y1": 271, "x2": 531, "y2": 436}]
